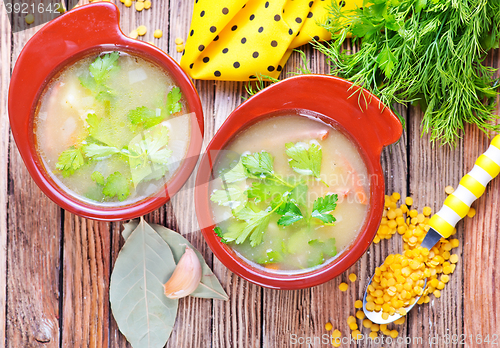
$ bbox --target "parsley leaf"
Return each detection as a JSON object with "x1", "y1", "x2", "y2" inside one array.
[
  {"x1": 128, "y1": 124, "x2": 173, "y2": 186},
  {"x1": 56, "y1": 147, "x2": 84, "y2": 177},
  {"x1": 311, "y1": 194, "x2": 338, "y2": 224},
  {"x1": 91, "y1": 171, "x2": 105, "y2": 185},
  {"x1": 276, "y1": 201, "x2": 304, "y2": 226},
  {"x1": 246, "y1": 180, "x2": 289, "y2": 204},
  {"x1": 241, "y1": 151, "x2": 274, "y2": 177},
  {"x1": 127, "y1": 106, "x2": 165, "y2": 129},
  {"x1": 224, "y1": 207, "x2": 272, "y2": 246},
  {"x1": 210, "y1": 185, "x2": 246, "y2": 209},
  {"x1": 89, "y1": 52, "x2": 120, "y2": 84},
  {"x1": 256, "y1": 250, "x2": 284, "y2": 265},
  {"x1": 166, "y1": 87, "x2": 182, "y2": 115},
  {"x1": 213, "y1": 226, "x2": 228, "y2": 244},
  {"x1": 86, "y1": 113, "x2": 115, "y2": 146},
  {"x1": 83, "y1": 143, "x2": 120, "y2": 160},
  {"x1": 220, "y1": 160, "x2": 247, "y2": 183},
  {"x1": 285, "y1": 142, "x2": 322, "y2": 179},
  {"x1": 102, "y1": 172, "x2": 130, "y2": 201}
]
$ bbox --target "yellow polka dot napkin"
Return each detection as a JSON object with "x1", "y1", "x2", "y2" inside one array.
[{"x1": 180, "y1": 0, "x2": 361, "y2": 81}]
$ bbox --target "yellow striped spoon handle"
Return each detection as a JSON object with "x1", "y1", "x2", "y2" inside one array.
[{"x1": 429, "y1": 135, "x2": 500, "y2": 238}]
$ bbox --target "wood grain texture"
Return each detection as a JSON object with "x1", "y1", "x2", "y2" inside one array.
[
  {"x1": 407, "y1": 107, "x2": 465, "y2": 348},
  {"x1": 1, "y1": 1, "x2": 500, "y2": 347},
  {"x1": 61, "y1": 216, "x2": 111, "y2": 348},
  {"x1": 0, "y1": 5, "x2": 11, "y2": 348},
  {"x1": 463, "y1": 48, "x2": 500, "y2": 345},
  {"x1": 6, "y1": 21, "x2": 62, "y2": 347}
]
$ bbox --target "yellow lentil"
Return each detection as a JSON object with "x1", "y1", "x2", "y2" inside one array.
[
  {"x1": 405, "y1": 197, "x2": 413, "y2": 206},
  {"x1": 332, "y1": 329, "x2": 341, "y2": 338},
  {"x1": 129, "y1": 29, "x2": 139, "y2": 39},
  {"x1": 369, "y1": 331, "x2": 378, "y2": 339},
  {"x1": 339, "y1": 282, "x2": 348, "y2": 292},
  {"x1": 355, "y1": 310, "x2": 365, "y2": 320},
  {"x1": 135, "y1": 1, "x2": 145, "y2": 11},
  {"x1": 347, "y1": 316, "x2": 356, "y2": 325},
  {"x1": 144, "y1": 0, "x2": 151, "y2": 9},
  {"x1": 445, "y1": 185, "x2": 455, "y2": 194},
  {"x1": 390, "y1": 330, "x2": 399, "y2": 338},
  {"x1": 175, "y1": 37, "x2": 184, "y2": 45},
  {"x1": 349, "y1": 322, "x2": 358, "y2": 330},
  {"x1": 324, "y1": 322, "x2": 333, "y2": 331},
  {"x1": 124, "y1": 0, "x2": 132, "y2": 7},
  {"x1": 352, "y1": 330, "x2": 362, "y2": 340},
  {"x1": 362, "y1": 319, "x2": 372, "y2": 328},
  {"x1": 467, "y1": 207, "x2": 476, "y2": 218},
  {"x1": 354, "y1": 300, "x2": 363, "y2": 309},
  {"x1": 25, "y1": 14, "x2": 35, "y2": 24},
  {"x1": 137, "y1": 25, "x2": 147, "y2": 36},
  {"x1": 176, "y1": 44, "x2": 185, "y2": 52},
  {"x1": 154, "y1": 29, "x2": 163, "y2": 39},
  {"x1": 349, "y1": 273, "x2": 357, "y2": 282}
]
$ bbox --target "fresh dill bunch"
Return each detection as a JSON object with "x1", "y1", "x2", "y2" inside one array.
[{"x1": 316, "y1": 0, "x2": 500, "y2": 146}]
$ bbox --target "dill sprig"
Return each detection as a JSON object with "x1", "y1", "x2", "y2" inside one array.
[{"x1": 316, "y1": 0, "x2": 500, "y2": 146}]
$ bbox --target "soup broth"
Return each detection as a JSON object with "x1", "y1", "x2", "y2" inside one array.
[
  {"x1": 34, "y1": 52, "x2": 191, "y2": 205},
  {"x1": 210, "y1": 114, "x2": 370, "y2": 272}
]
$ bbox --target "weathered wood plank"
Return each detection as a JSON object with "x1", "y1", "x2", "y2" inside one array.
[
  {"x1": 463, "y1": 46, "x2": 500, "y2": 344},
  {"x1": 61, "y1": 217, "x2": 111, "y2": 348},
  {"x1": 407, "y1": 107, "x2": 465, "y2": 348},
  {"x1": 0, "y1": 5, "x2": 11, "y2": 348},
  {"x1": 6, "y1": 15, "x2": 62, "y2": 346}
]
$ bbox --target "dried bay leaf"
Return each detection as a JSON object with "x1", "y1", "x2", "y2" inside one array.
[
  {"x1": 110, "y1": 218, "x2": 178, "y2": 348},
  {"x1": 122, "y1": 219, "x2": 229, "y2": 301}
]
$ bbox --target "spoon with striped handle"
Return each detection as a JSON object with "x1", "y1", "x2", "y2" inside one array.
[{"x1": 363, "y1": 135, "x2": 500, "y2": 324}]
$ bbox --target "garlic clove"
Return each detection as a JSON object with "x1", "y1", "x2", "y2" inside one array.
[{"x1": 164, "y1": 246, "x2": 202, "y2": 299}]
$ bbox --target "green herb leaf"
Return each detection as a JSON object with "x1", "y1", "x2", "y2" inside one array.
[
  {"x1": 210, "y1": 186, "x2": 246, "y2": 209},
  {"x1": 102, "y1": 172, "x2": 130, "y2": 201},
  {"x1": 246, "y1": 180, "x2": 289, "y2": 204},
  {"x1": 213, "y1": 227, "x2": 228, "y2": 244},
  {"x1": 225, "y1": 207, "x2": 272, "y2": 246},
  {"x1": 55, "y1": 147, "x2": 84, "y2": 177},
  {"x1": 311, "y1": 194, "x2": 338, "y2": 224},
  {"x1": 241, "y1": 151, "x2": 274, "y2": 177},
  {"x1": 256, "y1": 250, "x2": 284, "y2": 265},
  {"x1": 91, "y1": 171, "x2": 105, "y2": 186},
  {"x1": 166, "y1": 87, "x2": 182, "y2": 115},
  {"x1": 127, "y1": 106, "x2": 165, "y2": 129},
  {"x1": 220, "y1": 160, "x2": 247, "y2": 183},
  {"x1": 277, "y1": 201, "x2": 304, "y2": 226},
  {"x1": 89, "y1": 52, "x2": 120, "y2": 84},
  {"x1": 285, "y1": 142, "x2": 322, "y2": 179},
  {"x1": 376, "y1": 44, "x2": 397, "y2": 78},
  {"x1": 83, "y1": 143, "x2": 120, "y2": 159},
  {"x1": 128, "y1": 124, "x2": 172, "y2": 186},
  {"x1": 110, "y1": 218, "x2": 178, "y2": 348}
]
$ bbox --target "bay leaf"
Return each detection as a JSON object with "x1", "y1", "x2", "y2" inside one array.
[
  {"x1": 121, "y1": 220, "x2": 229, "y2": 301},
  {"x1": 110, "y1": 218, "x2": 178, "y2": 348}
]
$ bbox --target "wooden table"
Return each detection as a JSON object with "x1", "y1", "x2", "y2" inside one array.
[{"x1": 1, "y1": 1, "x2": 499, "y2": 347}]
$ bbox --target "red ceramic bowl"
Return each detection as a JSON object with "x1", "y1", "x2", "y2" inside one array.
[
  {"x1": 8, "y1": 3, "x2": 204, "y2": 221},
  {"x1": 195, "y1": 75, "x2": 402, "y2": 289}
]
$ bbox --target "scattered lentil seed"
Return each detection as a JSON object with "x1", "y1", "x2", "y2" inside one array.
[
  {"x1": 354, "y1": 300, "x2": 363, "y2": 309},
  {"x1": 324, "y1": 322, "x2": 333, "y2": 331},
  {"x1": 445, "y1": 185, "x2": 455, "y2": 194},
  {"x1": 154, "y1": 29, "x2": 163, "y2": 39},
  {"x1": 355, "y1": 310, "x2": 365, "y2": 320},
  {"x1": 339, "y1": 282, "x2": 348, "y2": 292},
  {"x1": 135, "y1": 1, "x2": 145, "y2": 11},
  {"x1": 467, "y1": 207, "x2": 476, "y2": 218},
  {"x1": 129, "y1": 29, "x2": 139, "y2": 39},
  {"x1": 349, "y1": 273, "x2": 357, "y2": 282},
  {"x1": 176, "y1": 44, "x2": 185, "y2": 52},
  {"x1": 25, "y1": 14, "x2": 35, "y2": 24},
  {"x1": 175, "y1": 37, "x2": 184, "y2": 45},
  {"x1": 137, "y1": 25, "x2": 147, "y2": 36},
  {"x1": 144, "y1": 0, "x2": 151, "y2": 9},
  {"x1": 124, "y1": 0, "x2": 132, "y2": 7}
]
